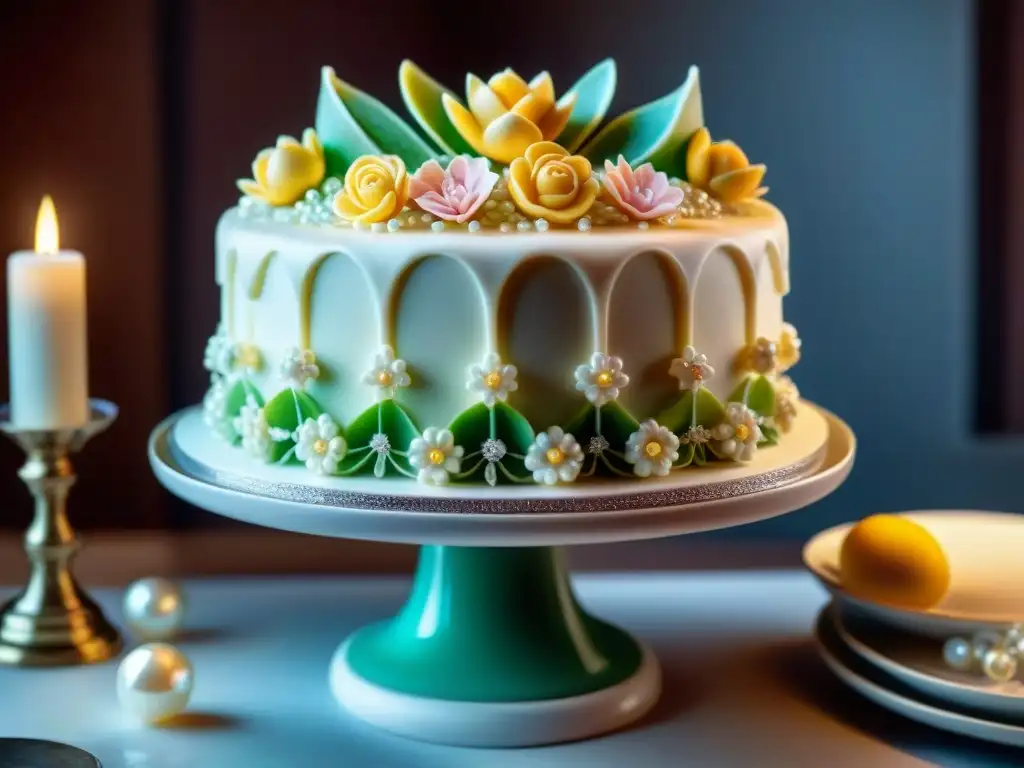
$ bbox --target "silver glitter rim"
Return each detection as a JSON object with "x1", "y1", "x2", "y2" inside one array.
[{"x1": 161, "y1": 424, "x2": 827, "y2": 515}]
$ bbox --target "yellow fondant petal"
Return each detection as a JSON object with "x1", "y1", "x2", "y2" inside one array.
[
  {"x1": 488, "y1": 69, "x2": 530, "y2": 109},
  {"x1": 524, "y1": 141, "x2": 568, "y2": 165},
  {"x1": 276, "y1": 135, "x2": 301, "y2": 149},
  {"x1": 561, "y1": 153, "x2": 592, "y2": 182},
  {"x1": 482, "y1": 113, "x2": 544, "y2": 165},
  {"x1": 441, "y1": 93, "x2": 488, "y2": 156},
  {"x1": 508, "y1": 157, "x2": 536, "y2": 200},
  {"x1": 302, "y1": 128, "x2": 323, "y2": 160},
  {"x1": 686, "y1": 127, "x2": 712, "y2": 189},
  {"x1": 511, "y1": 93, "x2": 548, "y2": 127},
  {"x1": 709, "y1": 165, "x2": 766, "y2": 203},
  {"x1": 236, "y1": 179, "x2": 265, "y2": 200},
  {"x1": 334, "y1": 193, "x2": 366, "y2": 220},
  {"x1": 529, "y1": 152, "x2": 570, "y2": 182},
  {"x1": 538, "y1": 93, "x2": 576, "y2": 141},
  {"x1": 359, "y1": 190, "x2": 398, "y2": 223},
  {"x1": 551, "y1": 177, "x2": 600, "y2": 221},
  {"x1": 528, "y1": 71, "x2": 555, "y2": 107},
  {"x1": 709, "y1": 141, "x2": 750, "y2": 177},
  {"x1": 253, "y1": 149, "x2": 273, "y2": 187},
  {"x1": 467, "y1": 74, "x2": 507, "y2": 127}
]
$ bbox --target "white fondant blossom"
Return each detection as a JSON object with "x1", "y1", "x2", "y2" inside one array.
[
  {"x1": 574, "y1": 353, "x2": 629, "y2": 406},
  {"x1": 778, "y1": 323, "x2": 802, "y2": 372},
  {"x1": 363, "y1": 345, "x2": 411, "y2": 401},
  {"x1": 203, "y1": 324, "x2": 236, "y2": 377},
  {"x1": 294, "y1": 414, "x2": 347, "y2": 475},
  {"x1": 668, "y1": 346, "x2": 715, "y2": 392},
  {"x1": 202, "y1": 376, "x2": 235, "y2": 442},
  {"x1": 408, "y1": 427, "x2": 464, "y2": 486},
  {"x1": 525, "y1": 427, "x2": 584, "y2": 485},
  {"x1": 234, "y1": 395, "x2": 272, "y2": 461},
  {"x1": 279, "y1": 347, "x2": 320, "y2": 389},
  {"x1": 625, "y1": 420, "x2": 680, "y2": 478},
  {"x1": 467, "y1": 352, "x2": 518, "y2": 407},
  {"x1": 773, "y1": 376, "x2": 800, "y2": 433},
  {"x1": 712, "y1": 403, "x2": 763, "y2": 462}
]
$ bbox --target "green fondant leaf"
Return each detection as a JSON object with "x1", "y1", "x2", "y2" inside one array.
[
  {"x1": 556, "y1": 59, "x2": 617, "y2": 153},
  {"x1": 263, "y1": 389, "x2": 323, "y2": 462},
  {"x1": 693, "y1": 443, "x2": 709, "y2": 466},
  {"x1": 760, "y1": 425, "x2": 779, "y2": 447},
  {"x1": 316, "y1": 66, "x2": 436, "y2": 178},
  {"x1": 567, "y1": 401, "x2": 640, "y2": 477},
  {"x1": 728, "y1": 375, "x2": 776, "y2": 420},
  {"x1": 580, "y1": 65, "x2": 702, "y2": 178},
  {"x1": 449, "y1": 402, "x2": 535, "y2": 482},
  {"x1": 674, "y1": 442, "x2": 695, "y2": 468},
  {"x1": 341, "y1": 399, "x2": 420, "y2": 476},
  {"x1": 657, "y1": 387, "x2": 726, "y2": 435},
  {"x1": 226, "y1": 378, "x2": 261, "y2": 417},
  {"x1": 399, "y1": 60, "x2": 475, "y2": 157}
]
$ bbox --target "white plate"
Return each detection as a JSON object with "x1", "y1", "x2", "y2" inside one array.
[
  {"x1": 834, "y1": 604, "x2": 1024, "y2": 721},
  {"x1": 815, "y1": 607, "x2": 1024, "y2": 749},
  {"x1": 149, "y1": 403, "x2": 854, "y2": 547},
  {"x1": 803, "y1": 511, "x2": 1024, "y2": 637}
]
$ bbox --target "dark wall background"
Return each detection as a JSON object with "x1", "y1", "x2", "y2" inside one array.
[{"x1": 0, "y1": 0, "x2": 1003, "y2": 538}]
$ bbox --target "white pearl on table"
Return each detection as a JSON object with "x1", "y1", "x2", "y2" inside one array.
[
  {"x1": 942, "y1": 637, "x2": 973, "y2": 671},
  {"x1": 971, "y1": 630, "x2": 1003, "y2": 664},
  {"x1": 983, "y1": 648, "x2": 1018, "y2": 683},
  {"x1": 117, "y1": 643, "x2": 194, "y2": 724},
  {"x1": 123, "y1": 577, "x2": 185, "y2": 640}
]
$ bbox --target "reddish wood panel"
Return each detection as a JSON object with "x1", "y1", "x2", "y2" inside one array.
[{"x1": 0, "y1": 3, "x2": 167, "y2": 528}]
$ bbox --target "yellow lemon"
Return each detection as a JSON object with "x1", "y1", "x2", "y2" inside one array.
[{"x1": 839, "y1": 514, "x2": 950, "y2": 610}]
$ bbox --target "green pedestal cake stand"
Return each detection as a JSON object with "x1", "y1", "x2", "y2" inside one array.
[{"x1": 149, "y1": 403, "x2": 854, "y2": 747}]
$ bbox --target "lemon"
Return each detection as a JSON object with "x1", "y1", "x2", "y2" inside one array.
[{"x1": 839, "y1": 514, "x2": 950, "y2": 610}]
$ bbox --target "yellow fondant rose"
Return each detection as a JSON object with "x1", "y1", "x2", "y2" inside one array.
[
  {"x1": 686, "y1": 127, "x2": 767, "y2": 204},
  {"x1": 508, "y1": 142, "x2": 600, "y2": 225},
  {"x1": 442, "y1": 70, "x2": 576, "y2": 165},
  {"x1": 237, "y1": 129, "x2": 325, "y2": 206},
  {"x1": 333, "y1": 155, "x2": 409, "y2": 224}
]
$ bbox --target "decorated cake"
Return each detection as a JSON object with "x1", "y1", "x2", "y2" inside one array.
[{"x1": 202, "y1": 59, "x2": 801, "y2": 487}]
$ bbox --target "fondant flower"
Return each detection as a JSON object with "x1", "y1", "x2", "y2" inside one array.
[
  {"x1": 525, "y1": 427, "x2": 584, "y2": 485},
  {"x1": 777, "y1": 323, "x2": 802, "y2": 373},
  {"x1": 202, "y1": 377, "x2": 235, "y2": 442},
  {"x1": 467, "y1": 352, "x2": 518, "y2": 407},
  {"x1": 735, "y1": 337, "x2": 777, "y2": 375},
  {"x1": 625, "y1": 420, "x2": 680, "y2": 478},
  {"x1": 508, "y1": 142, "x2": 600, "y2": 224},
  {"x1": 234, "y1": 395, "x2": 272, "y2": 461},
  {"x1": 408, "y1": 427, "x2": 464, "y2": 486},
  {"x1": 575, "y1": 352, "x2": 629, "y2": 406},
  {"x1": 601, "y1": 157, "x2": 685, "y2": 221},
  {"x1": 712, "y1": 402, "x2": 763, "y2": 462},
  {"x1": 669, "y1": 346, "x2": 715, "y2": 392},
  {"x1": 681, "y1": 425, "x2": 712, "y2": 446},
  {"x1": 363, "y1": 345, "x2": 411, "y2": 401},
  {"x1": 773, "y1": 375, "x2": 800, "y2": 433},
  {"x1": 441, "y1": 69, "x2": 576, "y2": 165},
  {"x1": 294, "y1": 414, "x2": 347, "y2": 475},
  {"x1": 237, "y1": 129, "x2": 325, "y2": 207},
  {"x1": 203, "y1": 324, "x2": 235, "y2": 378},
  {"x1": 408, "y1": 156, "x2": 499, "y2": 224},
  {"x1": 279, "y1": 348, "x2": 320, "y2": 389},
  {"x1": 686, "y1": 127, "x2": 767, "y2": 204},
  {"x1": 334, "y1": 155, "x2": 409, "y2": 224}
]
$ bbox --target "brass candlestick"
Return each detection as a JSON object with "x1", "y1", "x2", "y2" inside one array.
[{"x1": 0, "y1": 399, "x2": 122, "y2": 666}]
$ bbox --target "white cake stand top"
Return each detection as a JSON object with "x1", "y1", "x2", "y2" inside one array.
[{"x1": 149, "y1": 403, "x2": 854, "y2": 547}]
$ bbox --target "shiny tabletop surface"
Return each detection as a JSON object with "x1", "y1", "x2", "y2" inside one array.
[{"x1": 0, "y1": 572, "x2": 1017, "y2": 768}]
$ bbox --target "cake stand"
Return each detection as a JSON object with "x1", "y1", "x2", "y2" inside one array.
[{"x1": 148, "y1": 402, "x2": 854, "y2": 747}]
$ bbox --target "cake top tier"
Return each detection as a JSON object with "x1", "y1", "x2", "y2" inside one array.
[{"x1": 236, "y1": 61, "x2": 770, "y2": 233}]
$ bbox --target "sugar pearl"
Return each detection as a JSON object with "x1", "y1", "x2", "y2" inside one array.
[
  {"x1": 534, "y1": 219, "x2": 549, "y2": 232},
  {"x1": 387, "y1": 218, "x2": 400, "y2": 233},
  {"x1": 517, "y1": 220, "x2": 531, "y2": 232},
  {"x1": 499, "y1": 223, "x2": 512, "y2": 233},
  {"x1": 484, "y1": 200, "x2": 497, "y2": 210},
  {"x1": 421, "y1": 213, "x2": 434, "y2": 223},
  {"x1": 467, "y1": 221, "x2": 481, "y2": 233},
  {"x1": 500, "y1": 201, "x2": 515, "y2": 213},
  {"x1": 637, "y1": 221, "x2": 650, "y2": 230},
  {"x1": 431, "y1": 221, "x2": 445, "y2": 232},
  {"x1": 578, "y1": 218, "x2": 592, "y2": 232}
]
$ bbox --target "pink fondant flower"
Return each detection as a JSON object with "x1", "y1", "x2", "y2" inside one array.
[
  {"x1": 408, "y1": 156, "x2": 499, "y2": 224},
  {"x1": 601, "y1": 156, "x2": 685, "y2": 221}
]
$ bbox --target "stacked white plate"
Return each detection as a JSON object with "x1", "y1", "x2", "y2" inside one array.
[{"x1": 803, "y1": 511, "x2": 1024, "y2": 748}]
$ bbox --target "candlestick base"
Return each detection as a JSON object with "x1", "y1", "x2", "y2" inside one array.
[{"x1": 0, "y1": 400, "x2": 123, "y2": 666}]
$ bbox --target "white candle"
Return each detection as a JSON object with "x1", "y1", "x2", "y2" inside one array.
[{"x1": 7, "y1": 196, "x2": 89, "y2": 428}]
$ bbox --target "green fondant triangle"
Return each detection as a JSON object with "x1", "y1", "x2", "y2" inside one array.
[
  {"x1": 449, "y1": 402, "x2": 535, "y2": 482},
  {"x1": 728, "y1": 375, "x2": 776, "y2": 419},
  {"x1": 340, "y1": 399, "x2": 420, "y2": 476},
  {"x1": 658, "y1": 387, "x2": 726, "y2": 435},
  {"x1": 556, "y1": 59, "x2": 617, "y2": 153},
  {"x1": 263, "y1": 389, "x2": 323, "y2": 463}
]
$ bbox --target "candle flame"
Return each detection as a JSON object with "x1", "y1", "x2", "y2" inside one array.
[{"x1": 34, "y1": 195, "x2": 59, "y2": 254}]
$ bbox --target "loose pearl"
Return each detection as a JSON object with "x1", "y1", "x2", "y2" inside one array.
[
  {"x1": 117, "y1": 643, "x2": 194, "y2": 724},
  {"x1": 972, "y1": 630, "x2": 1003, "y2": 664},
  {"x1": 943, "y1": 637, "x2": 972, "y2": 671},
  {"x1": 123, "y1": 577, "x2": 185, "y2": 641},
  {"x1": 984, "y1": 649, "x2": 1018, "y2": 683}
]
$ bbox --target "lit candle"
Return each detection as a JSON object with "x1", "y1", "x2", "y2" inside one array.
[{"x1": 7, "y1": 196, "x2": 89, "y2": 428}]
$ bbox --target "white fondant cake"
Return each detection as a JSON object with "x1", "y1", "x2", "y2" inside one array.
[{"x1": 201, "y1": 60, "x2": 803, "y2": 487}]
